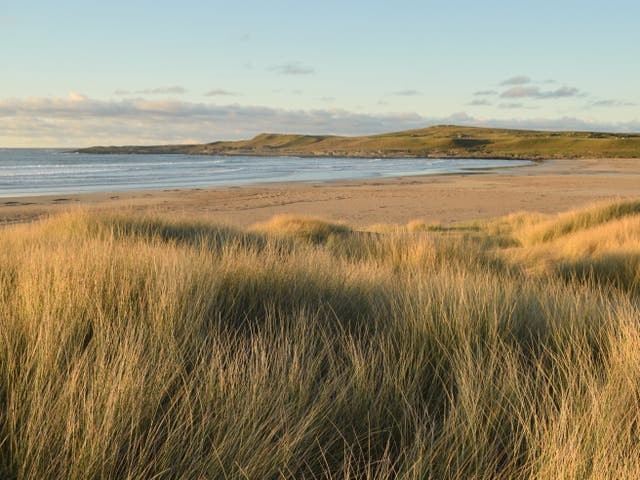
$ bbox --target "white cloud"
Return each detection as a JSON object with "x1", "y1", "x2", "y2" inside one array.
[{"x1": 67, "y1": 92, "x2": 89, "y2": 102}]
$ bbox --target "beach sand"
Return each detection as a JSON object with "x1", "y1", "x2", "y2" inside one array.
[{"x1": 1, "y1": 158, "x2": 639, "y2": 227}]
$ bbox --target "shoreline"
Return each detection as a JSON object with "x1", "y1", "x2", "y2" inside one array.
[
  {"x1": 1, "y1": 158, "x2": 639, "y2": 227},
  {"x1": 68, "y1": 149, "x2": 546, "y2": 162},
  {"x1": 0, "y1": 157, "x2": 537, "y2": 201}
]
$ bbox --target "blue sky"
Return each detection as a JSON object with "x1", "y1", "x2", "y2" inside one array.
[{"x1": 1, "y1": 0, "x2": 639, "y2": 146}]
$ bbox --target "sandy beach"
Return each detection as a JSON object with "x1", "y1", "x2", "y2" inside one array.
[{"x1": 2, "y1": 158, "x2": 639, "y2": 227}]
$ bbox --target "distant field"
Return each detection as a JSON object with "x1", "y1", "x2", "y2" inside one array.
[
  {"x1": 1, "y1": 200, "x2": 640, "y2": 478},
  {"x1": 77, "y1": 125, "x2": 640, "y2": 159}
]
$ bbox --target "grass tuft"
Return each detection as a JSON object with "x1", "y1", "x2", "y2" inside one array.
[{"x1": 250, "y1": 214, "x2": 352, "y2": 243}]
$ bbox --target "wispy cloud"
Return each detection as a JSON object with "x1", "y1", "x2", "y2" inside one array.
[
  {"x1": 389, "y1": 89, "x2": 421, "y2": 96},
  {"x1": 204, "y1": 89, "x2": 237, "y2": 97},
  {"x1": 1, "y1": 93, "x2": 638, "y2": 147},
  {"x1": 272, "y1": 89, "x2": 305, "y2": 95},
  {"x1": 138, "y1": 86, "x2": 188, "y2": 95},
  {"x1": 590, "y1": 99, "x2": 636, "y2": 107},
  {"x1": 268, "y1": 62, "x2": 315, "y2": 75},
  {"x1": 498, "y1": 102, "x2": 524, "y2": 109},
  {"x1": 474, "y1": 90, "x2": 497, "y2": 96},
  {"x1": 114, "y1": 86, "x2": 188, "y2": 95},
  {"x1": 471, "y1": 77, "x2": 585, "y2": 107},
  {"x1": 468, "y1": 99, "x2": 491, "y2": 106},
  {"x1": 500, "y1": 86, "x2": 581, "y2": 99},
  {"x1": 500, "y1": 75, "x2": 531, "y2": 86}
]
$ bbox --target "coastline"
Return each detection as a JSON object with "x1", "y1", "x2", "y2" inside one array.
[
  {"x1": 69, "y1": 148, "x2": 545, "y2": 162},
  {"x1": 0, "y1": 154, "x2": 535, "y2": 200},
  {"x1": 2, "y1": 158, "x2": 639, "y2": 227},
  {"x1": 71, "y1": 125, "x2": 640, "y2": 160}
]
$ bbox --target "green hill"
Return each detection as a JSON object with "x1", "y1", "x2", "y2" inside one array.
[{"x1": 76, "y1": 125, "x2": 640, "y2": 159}]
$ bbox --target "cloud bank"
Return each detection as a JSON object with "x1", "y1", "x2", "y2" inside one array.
[{"x1": 1, "y1": 93, "x2": 638, "y2": 147}]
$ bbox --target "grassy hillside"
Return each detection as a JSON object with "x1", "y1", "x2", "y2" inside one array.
[
  {"x1": 1, "y1": 200, "x2": 640, "y2": 478},
  {"x1": 77, "y1": 125, "x2": 640, "y2": 159}
]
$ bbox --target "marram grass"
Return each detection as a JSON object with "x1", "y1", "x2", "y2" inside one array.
[{"x1": 0, "y1": 200, "x2": 639, "y2": 479}]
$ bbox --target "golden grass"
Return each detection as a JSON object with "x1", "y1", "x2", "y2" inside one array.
[
  {"x1": 0, "y1": 200, "x2": 639, "y2": 478},
  {"x1": 492, "y1": 199, "x2": 640, "y2": 290},
  {"x1": 250, "y1": 214, "x2": 351, "y2": 243},
  {"x1": 515, "y1": 199, "x2": 640, "y2": 246}
]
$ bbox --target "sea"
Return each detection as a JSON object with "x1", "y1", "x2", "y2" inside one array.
[{"x1": 0, "y1": 149, "x2": 533, "y2": 198}]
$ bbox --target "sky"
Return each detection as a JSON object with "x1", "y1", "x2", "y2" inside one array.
[{"x1": 1, "y1": 0, "x2": 639, "y2": 147}]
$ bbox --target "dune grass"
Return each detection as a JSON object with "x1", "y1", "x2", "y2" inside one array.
[
  {"x1": 250, "y1": 214, "x2": 352, "y2": 243},
  {"x1": 0, "y1": 201, "x2": 639, "y2": 478}
]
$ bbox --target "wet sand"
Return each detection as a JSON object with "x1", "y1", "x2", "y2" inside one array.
[{"x1": 1, "y1": 158, "x2": 639, "y2": 227}]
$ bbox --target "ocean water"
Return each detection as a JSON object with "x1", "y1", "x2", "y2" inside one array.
[{"x1": 0, "y1": 149, "x2": 533, "y2": 198}]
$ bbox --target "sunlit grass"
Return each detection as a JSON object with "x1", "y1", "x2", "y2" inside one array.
[
  {"x1": 250, "y1": 214, "x2": 351, "y2": 243},
  {"x1": 0, "y1": 200, "x2": 639, "y2": 478}
]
